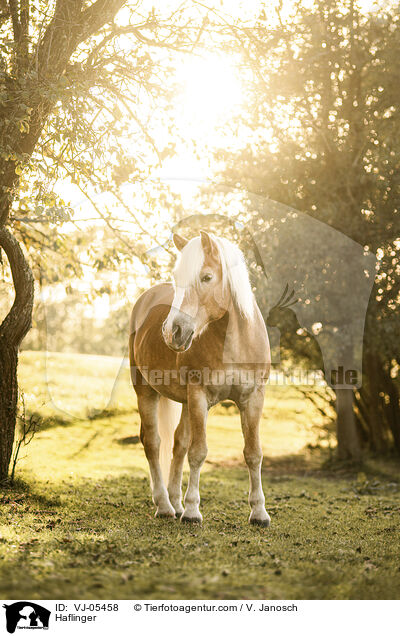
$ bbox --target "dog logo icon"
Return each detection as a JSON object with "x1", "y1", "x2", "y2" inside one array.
[{"x1": 3, "y1": 602, "x2": 50, "y2": 633}]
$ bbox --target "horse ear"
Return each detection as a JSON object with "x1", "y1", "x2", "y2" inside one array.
[
  {"x1": 173, "y1": 233, "x2": 188, "y2": 251},
  {"x1": 200, "y1": 230, "x2": 218, "y2": 257}
]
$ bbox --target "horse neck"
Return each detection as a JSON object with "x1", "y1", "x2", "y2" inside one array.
[{"x1": 222, "y1": 296, "x2": 269, "y2": 365}]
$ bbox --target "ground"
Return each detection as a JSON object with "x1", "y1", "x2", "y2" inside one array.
[{"x1": 0, "y1": 351, "x2": 399, "y2": 600}]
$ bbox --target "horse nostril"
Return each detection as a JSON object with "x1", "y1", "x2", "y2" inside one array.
[{"x1": 172, "y1": 323, "x2": 181, "y2": 340}]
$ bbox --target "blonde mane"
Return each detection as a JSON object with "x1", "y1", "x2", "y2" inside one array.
[{"x1": 173, "y1": 234, "x2": 255, "y2": 319}]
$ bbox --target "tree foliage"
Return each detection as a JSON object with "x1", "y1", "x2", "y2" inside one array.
[
  {"x1": 0, "y1": 0, "x2": 202, "y2": 481},
  {"x1": 212, "y1": 0, "x2": 399, "y2": 457}
]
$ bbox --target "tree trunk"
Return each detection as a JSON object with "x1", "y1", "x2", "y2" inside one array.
[
  {"x1": 335, "y1": 388, "x2": 362, "y2": 461},
  {"x1": 364, "y1": 352, "x2": 388, "y2": 453},
  {"x1": 0, "y1": 342, "x2": 18, "y2": 481},
  {"x1": 0, "y1": 227, "x2": 34, "y2": 482},
  {"x1": 382, "y1": 363, "x2": 400, "y2": 454}
]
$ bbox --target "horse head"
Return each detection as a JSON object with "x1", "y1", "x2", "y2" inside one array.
[{"x1": 162, "y1": 231, "x2": 229, "y2": 352}]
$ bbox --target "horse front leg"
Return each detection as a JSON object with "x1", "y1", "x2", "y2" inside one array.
[
  {"x1": 168, "y1": 403, "x2": 189, "y2": 517},
  {"x1": 181, "y1": 386, "x2": 208, "y2": 523},
  {"x1": 137, "y1": 388, "x2": 175, "y2": 518},
  {"x1": 239, "y1": 387, "x2": 270, "y2": 527}
]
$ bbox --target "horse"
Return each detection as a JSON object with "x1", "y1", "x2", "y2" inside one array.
[{"x1": 129, "y1": 231, "x2": 271, "y2": 525}]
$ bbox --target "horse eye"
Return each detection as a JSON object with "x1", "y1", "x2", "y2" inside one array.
[{"x1": 201, "y1": 273, "x2": 212, "y2": 283}]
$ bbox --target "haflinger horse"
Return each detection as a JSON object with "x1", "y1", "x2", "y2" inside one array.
[{"x1": 129, "y1": 231, "x2": 271, "y2": 526}]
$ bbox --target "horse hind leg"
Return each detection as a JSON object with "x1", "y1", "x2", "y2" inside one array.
[
  {"x1": 168, "y1": 403, "x2": 189, "y2": 517},
  {"x1": 137, "y1": 388, "x2": 175, "y2": 518},
  {"x1": 239, "y1": 389, "x2": 271, "y2": 527}
]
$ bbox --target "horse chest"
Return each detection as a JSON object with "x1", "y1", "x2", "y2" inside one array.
[{"x1": 203, "y1": 376, "x2": 260, "y2": 408}]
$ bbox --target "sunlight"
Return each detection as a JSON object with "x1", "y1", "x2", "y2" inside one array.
[
  {"x1": 176, "y1": 52, "x2": 244, "y2": 134},
  {"x1": 157, "y1": 52, "x2": 244, "y2": 188}
]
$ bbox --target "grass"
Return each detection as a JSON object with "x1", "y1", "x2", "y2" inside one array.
[{"x1": 0, "y1": 350, "x2": 399, "y2": 600}]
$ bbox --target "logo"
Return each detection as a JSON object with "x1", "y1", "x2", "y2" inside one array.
[{"x1": 3, "y1": 603, "x2": 50, "y2": 634}]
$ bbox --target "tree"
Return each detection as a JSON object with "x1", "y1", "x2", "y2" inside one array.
[
  {"x1": 0, "y1": 227, "x2": 33, "y2": 478},
  {"x1": 0, "y1": 0, "x2": 199, "y2": 481},
  {"x1": 212, "y1": 0, "x2": 399, "y2": 459}
]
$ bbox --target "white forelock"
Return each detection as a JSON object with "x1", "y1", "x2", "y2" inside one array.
[{"x1": 173, "y1": 234, "x2": 254, "y2": 319}]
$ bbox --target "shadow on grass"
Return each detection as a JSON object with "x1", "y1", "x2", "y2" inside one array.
[
  {"x1": 26, "y1": 411, "x2": 77, "y2": 432},
  {"x1": 26, "y1": 405, "x2": 136, "y2": 432},
  {"x1": 0, "y1": 478, "x2": 63, "y2": 508},
  {"x1": 208, "y1": 445, "x2": 400, "y2": 482}
]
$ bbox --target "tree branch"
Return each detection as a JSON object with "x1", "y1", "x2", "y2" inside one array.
[
  {"x1": 7, "y1": 0, "x2": 20, "y2": 42},
  {"x1": 78, "y1": 0, "x2": 126, "y2": 42},
  {"x1": 19, "y1": 0, "x2": 29, "y2": 62},
  {"x1": 36, "y1": 0, "x2": 127, "y2": 80},
  {"x1": 0, "y1": 2, "x2": 10, "y2": 26}
]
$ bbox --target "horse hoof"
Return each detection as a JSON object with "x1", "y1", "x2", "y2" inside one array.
[
  {"x1": 155, "y1": 511, "x2": 175, "y2": 519},
  {"x1": 174, "y1": 511, "x2": 183, "y2": 520},
  {"x1": 181, "y1": 515, "x2": 202, "y2": 524},
  {"x1": 250, "y1": 517, "x2": 271, "y2": 527}
]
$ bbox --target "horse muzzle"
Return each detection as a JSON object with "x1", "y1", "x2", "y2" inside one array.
[{"x1": 162, "y1": 316, "x2": 194, "y2": 352}]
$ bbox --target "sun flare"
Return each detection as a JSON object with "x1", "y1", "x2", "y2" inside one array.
[
  {"x1": 177, "y1": 53, "x2": 244, "y2": 132},
  {"x1": 158, "y1": 52, "x2": 244, "y2": 184}
]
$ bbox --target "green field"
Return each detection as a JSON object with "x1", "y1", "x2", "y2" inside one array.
[{"x1": 0, "y1": 351, "x2": 399, "y2": 599}]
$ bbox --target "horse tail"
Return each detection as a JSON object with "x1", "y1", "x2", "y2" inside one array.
[{"x1": 157, "y1": 396, "x2": 182, "y2": 484}]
